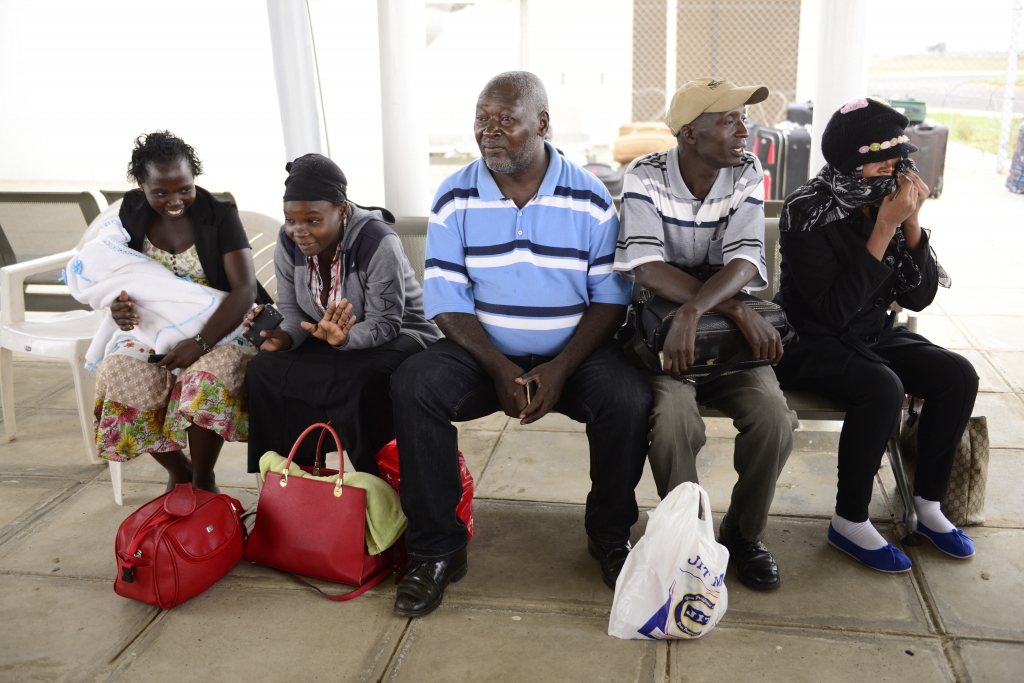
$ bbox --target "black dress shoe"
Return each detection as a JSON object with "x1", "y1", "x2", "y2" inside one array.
[
  {"x1": 394, "y1": 548, "x2": 468, "y2": 618},
  {"x1": 718, "y1": 515, "x2": 780, "y2": 591},
  {"x1": 588, "y1": 536, "x2": 631, "y2": 590}
]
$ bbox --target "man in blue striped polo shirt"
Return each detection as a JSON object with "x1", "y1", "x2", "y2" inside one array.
[{"x1": 391, "y1": 72, "x2": 651, "y2": 618}]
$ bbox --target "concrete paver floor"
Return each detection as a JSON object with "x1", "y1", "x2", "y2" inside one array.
[{"x1": 1, "y1": 142, "x2": 1022, "y2": 682}]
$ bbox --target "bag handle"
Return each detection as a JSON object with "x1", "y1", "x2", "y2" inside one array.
[
  {"x1": 688, "y1": 347, "x2": 751, "y2": 385},
  {"x1": 283, "y1": 558, "x2": 407, "y2": 602},
  {"x1": 697, "y1": 487, "x2": 715, "y2": 541},
  {"x1": 282, "y1": 422, "x2": 345, "y2": 493},
  {"x1": 312, "y1": 425, "x2": 333, "y2": 476}
]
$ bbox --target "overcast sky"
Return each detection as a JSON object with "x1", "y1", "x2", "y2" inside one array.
[{"x1": 865, "y1": 0, "x2": 1020, "y2": 55}]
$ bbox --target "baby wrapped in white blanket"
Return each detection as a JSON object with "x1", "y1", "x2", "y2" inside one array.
[{"x1": 65, "y1": 216, "x2": 245, "y2": 370}]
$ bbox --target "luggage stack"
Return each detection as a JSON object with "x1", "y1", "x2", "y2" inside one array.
[
  {"x1": 613, "y1": 122, "x2": 676, "y2": 166},
  {"x1": 583, "y1": 163, "x2": 624, "y2": 201},
  {"x1": 1006, "y1": 122, "x2": 1024, "y2": 194},
  {"x1": 746, "y1": 121, "x2": 812, "y2": 202}
]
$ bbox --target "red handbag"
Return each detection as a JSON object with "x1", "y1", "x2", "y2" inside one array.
[
  {"x1": 374, "y1": 439, "x2": 475, "y2": 538},
  {"x1": 114, "y1": 484, "x2": 244, "y2": 609},
  {"x1": 243, "y1": 423, "x2": 403, "y2": 599}
]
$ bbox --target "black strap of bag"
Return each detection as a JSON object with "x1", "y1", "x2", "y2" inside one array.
[
  {"x1": 629, "y1": 281, "x2": 795, "y2": 383},
  {"x1": 630, "y1": 323, "x2": 754, "y2": 385}
]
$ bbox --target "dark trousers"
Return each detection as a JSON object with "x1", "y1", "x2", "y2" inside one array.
[
  {"x1": 778, "y1": 333, "x2": 978, "y2": 522},
  {"x1": 391, "y1": 339, "x2": 652, "y2": 562},
  {"x1": 245, "y1": 335, "x2": 424, "y2": 473}
]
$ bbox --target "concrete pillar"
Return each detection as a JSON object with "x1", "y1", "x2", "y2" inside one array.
[
  {"x1": 266, "y1": 0, "x2": 323, "y2": 162},
  {"x1": 377, "y1": 0, "x2": 430, "y2": 217},
  {"x1": 809, "y1": 0, "x2": 869, "y2": 174},
  {"x1": 520, "y1": 0, "x2": 529, "y2": 70}
]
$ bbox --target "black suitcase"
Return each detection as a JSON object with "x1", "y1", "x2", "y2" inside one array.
[
  {"x1": 750, "y1": 125, "x2": 812, "y2": 201},
  {"x1": 777, "y1": 123, "x2": 813, "y2": 199},
  {"x1": 905, "y1": 122, "x2": 948, "y2": 199},
  {"x1": 751, "y1": 127, "x2": 785, "y2": 200},
  {"x1": 786, "y1": 102, "x2": 814, "y2": 126}
]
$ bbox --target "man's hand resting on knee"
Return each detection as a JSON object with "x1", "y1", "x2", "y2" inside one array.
[{"x1": 435, "y1": 303, "x2": 626, "y2": 425}]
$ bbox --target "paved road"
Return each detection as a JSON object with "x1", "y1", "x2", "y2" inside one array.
[{"x1": 868, "y1": 71, "x2": 1024, "y2": 115}]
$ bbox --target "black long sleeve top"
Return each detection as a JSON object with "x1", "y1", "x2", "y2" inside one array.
[{"x1": 773, "y1": 210, "x2": 938, "y2": 381}]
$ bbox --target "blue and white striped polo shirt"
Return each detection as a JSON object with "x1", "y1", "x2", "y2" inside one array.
[{"x1": 424, "y1": 141, "x2": 631, "y2": 357}]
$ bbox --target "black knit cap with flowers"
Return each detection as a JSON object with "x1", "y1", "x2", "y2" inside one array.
[{"x1": 821, "y1": 97, "x2": 919, "y2": 174}]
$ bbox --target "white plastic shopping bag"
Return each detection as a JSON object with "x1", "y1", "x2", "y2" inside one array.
[{"x1": 608, "y1": 482, "x2": 729, "y2": 639}]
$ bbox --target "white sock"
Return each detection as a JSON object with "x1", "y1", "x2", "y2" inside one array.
[
  {"x1": 913, "y1": 495, "x2": 955, "y2": 533},
  {"x1": 831, "y1": 513, "x2": 888, "y2": 550}
]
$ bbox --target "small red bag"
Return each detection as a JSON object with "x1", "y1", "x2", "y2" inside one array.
[
  {"x1": 114, "y1": 484, "x2": 244, "y2": 609},
  {"x1": 374, "y1": 439, "x2": 475, "y2": 538},
  {"x1": 244, "y1": 423, "x2": 402, "y2": 598}
]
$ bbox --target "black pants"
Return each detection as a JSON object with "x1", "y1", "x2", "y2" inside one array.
[
  {"x1": 391, "y1": 339, "x2": 652, "y2": 562},
  {"x1": 778, "y1": 333, "x2": 978, "y2": 522},
  {"x1": 245, "y1": 335, "x2": 424, "y2": 473}
]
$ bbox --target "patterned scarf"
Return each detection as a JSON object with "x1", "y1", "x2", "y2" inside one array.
[
  {"x1": 780, "y1": 158, "x2": 925, "y2": 293},
  {"x1": 306, "y1": 250, "x2": 344, "y2": 316}
]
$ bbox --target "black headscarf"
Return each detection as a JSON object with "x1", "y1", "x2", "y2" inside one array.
[
  {"x1": 780, "y1": 157, "x2": 925, "y2": 294},
  {"x1": 283, "y1": 153, "x2": 347, "y2": 204}
]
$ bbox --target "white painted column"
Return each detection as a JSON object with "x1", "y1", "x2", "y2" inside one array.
[
  {"x1": 266, "y1": 0, "x2": 323, "y2": 162},
  {"x1": 378, "y1": 0, "x2": 430, "y2": 217},
  {"x1": 520, "y1": 0, "x2": 529, "y2": 70},
  {"x1": 809, "y1": 0, "x2": 869, "y2": 174},
  {"x1": 997, "y1": 0, "x2": 1022, "y2": 174},
  {"x1": 665, "y1": 0, "x2": 678, "y2": 110},
  {"x1": 794, "y1": 0, "x2": 820, "y2": 104}
]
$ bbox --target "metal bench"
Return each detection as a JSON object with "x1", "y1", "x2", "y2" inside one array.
[{"x1": 389, "y1": 214, "x2": 921, "y2": 542}]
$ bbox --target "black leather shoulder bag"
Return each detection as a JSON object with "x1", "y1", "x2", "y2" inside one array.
[{"x1": 630, "y1": 288, "x2": 795, "y2": 384}]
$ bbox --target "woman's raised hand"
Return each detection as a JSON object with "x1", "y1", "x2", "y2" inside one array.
[
  {"x1": 876, "y1": 174, "x2": 919, "y2": 231},
  {"x1": 867, "y1": 175, "x2": 920, "y2": 260},
  {"x1": 110, "y1": 290, "x2": 138, "y2": 331},
  {"x1": 301, "y1": 299, "x2": 357, "y2": 347}
]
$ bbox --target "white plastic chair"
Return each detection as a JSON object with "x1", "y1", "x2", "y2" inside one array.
[{"x1": 0, "y1": 202, "x2": 119, "y2": 499}]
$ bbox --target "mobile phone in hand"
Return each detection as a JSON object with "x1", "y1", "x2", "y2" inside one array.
[
  {"x1": 243, "y1": 304, "x2": 285, "y2": 348},
  {"x1": 148, "y1": 354, "x2": 166, "y2": 364}
]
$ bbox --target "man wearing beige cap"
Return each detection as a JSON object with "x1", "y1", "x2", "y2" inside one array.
[{"x1": 614, "y1": 78, "x2": 798, "y2": 591}]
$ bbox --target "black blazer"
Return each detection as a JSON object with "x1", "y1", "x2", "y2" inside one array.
[
  {"x1": 119, "y1": 187, "x2": 271, "y2": 303},
  {"x1": 773, "y1": 211, "x2": 938, "y2": 380}
]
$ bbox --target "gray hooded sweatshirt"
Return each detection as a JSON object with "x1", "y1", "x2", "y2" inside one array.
[{"x1": 275, "y1": 202, "x2": 440, "y2": 351}]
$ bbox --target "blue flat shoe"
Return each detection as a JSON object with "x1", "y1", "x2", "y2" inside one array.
[
  {"x1": 827, "y1": 524, "x2": 912, "y2": 573},
  {"x1": 913, "y1": 519, "x2": 975, "y2": 559}
]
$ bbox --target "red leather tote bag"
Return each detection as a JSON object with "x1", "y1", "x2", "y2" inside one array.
[
  {"x1": 243, "y1": 423, "x2": 402, "y2": 597},
  {"x1": 114, "y1": 484, "x2": 244, "y2": 609}
]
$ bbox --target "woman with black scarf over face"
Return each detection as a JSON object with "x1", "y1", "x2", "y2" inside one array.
[
  {"x1": 244, "y1": 154, "x2": 439, "y2": 476},
  {"x1": 773, "y1": 98, "x2": 978, "y2": 573}
]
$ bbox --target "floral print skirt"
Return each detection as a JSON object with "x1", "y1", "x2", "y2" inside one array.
[{"x1": 93, "y1": 343, "x2": 254, "y2": 462}]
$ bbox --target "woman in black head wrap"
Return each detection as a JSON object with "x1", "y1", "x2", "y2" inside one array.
[
  {"x1": 244, "y1": 154, "x2": 439, "y2": 475},
  {"x1": 773, "y1": 98, "x2": 978, "y2": 573}
]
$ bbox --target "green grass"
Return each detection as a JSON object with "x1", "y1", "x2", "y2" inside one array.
[
  {"x1": 929, "y1": 112, "x2": 1024, "y2": 157},
  {"x1": 974, "y1": 74, "x2": 1024, "y2": 88},
  {"x1": 869, "y1": 54, "x2": 1009, "y2": 75}
]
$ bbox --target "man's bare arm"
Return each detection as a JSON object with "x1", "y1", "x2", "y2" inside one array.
[{"x1": 636, "y1": 259, "x2": 783, "y2": 373}]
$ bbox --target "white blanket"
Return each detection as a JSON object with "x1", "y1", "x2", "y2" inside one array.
[{"x1": 65, "y1": 216, "x2": 243, "y2": 369}]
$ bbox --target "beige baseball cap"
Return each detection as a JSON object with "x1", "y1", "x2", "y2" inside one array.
[{"x1": 664, "y1": 78, "x2": 770, "y2": 135}]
